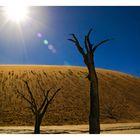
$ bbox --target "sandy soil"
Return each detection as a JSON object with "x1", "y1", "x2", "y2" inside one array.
[{"x1": 0, "y1": 123, "x2": 139, "y2": 134}]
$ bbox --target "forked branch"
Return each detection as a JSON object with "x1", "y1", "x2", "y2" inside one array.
[
  {"x1": 68, "y1": 34, "x2": 85, "y2": 56},
  {"x1": 92, "y1": 38, "x2": 114, "y2": 53}
]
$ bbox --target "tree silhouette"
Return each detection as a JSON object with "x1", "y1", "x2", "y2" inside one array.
[
  {"x1": 15, "y1": 79, "x2": 61, "y2": 134},
  {"x1": 69, "y1": 29, "x2": 113, "y2": 134}
]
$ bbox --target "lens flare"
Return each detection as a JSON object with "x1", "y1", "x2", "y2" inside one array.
[
  {"x1": 43, "y1": 39, "x2": 49, "y2": 45},
  {"x1": 37, "y1": 32, "x2": 42, "y2": 38},
  {"x1": 48, "y1": 44, "x2": 56, "y2": 53}
]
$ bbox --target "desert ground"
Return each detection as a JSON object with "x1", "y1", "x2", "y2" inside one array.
[
  {"x1": 0, "y1": 123, "x2": 140, "y2": 134},
  {"x1": 0, "y1": 65, "x2": 139, "y2": 133}
]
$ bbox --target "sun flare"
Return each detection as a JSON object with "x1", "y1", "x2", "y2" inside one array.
[{"x1": 4, "y1": 6, "x2": 29, "y2": 23}]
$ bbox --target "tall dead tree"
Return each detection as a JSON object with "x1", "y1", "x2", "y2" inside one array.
[
  {"x1": 69, "y1": 29, "x2": 113, "y2": 134},
  {"x1": 16, "y1": 80, "x2": 61, "y2": 134}
]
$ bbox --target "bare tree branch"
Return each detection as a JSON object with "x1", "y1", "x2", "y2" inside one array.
[
  {"x1": 22, "y1": 80, "x2": 37, "y2": 110},
  {"x1": 40, "y1": 88, "x2": 61, "y2": 117},
  {"x1": 16, "y1": 89, "x2": 35, "y2": 109},
  {"x1": 48, "y1": 88, "x2": 61, "y2": 104},
  {"x1": 92, "y1": 38, "x2": 114, "y2": 53},
  {"x1": 68, "y1": 34, "x2": 85, "y2": 57},
  {"x1": 25, "y1": 106, "x2": 36, "y2": 115},
  {"x1": 38, "y1": 88, "x2": 52, "y2": 112},
  {"x1": 84, "y1": 36, "x2": 89, "y2": 53},
  {"x1": 87, "y1": 29, "x2": 93, "y2": 52},
  {"x1": 70, "y1": 34, "x2": 79, "y2": 42},
  {"x1": 87, "y1": 28, "x2": 92, "y2": 37},
  {"x1": 68, "y1": 38, "x2": 76, "y2": 43}
]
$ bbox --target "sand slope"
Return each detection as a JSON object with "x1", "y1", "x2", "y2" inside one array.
[{"x1": 0, "y1": 65, "x2": 139, "y2": 126}]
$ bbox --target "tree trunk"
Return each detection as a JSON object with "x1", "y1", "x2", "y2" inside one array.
[
  {"x1": 89, "y1": 62, "x2": 100, "y2": 134},
  {"x1": 34, "y1": 115, "x2": 42, "y2": 134},
  {"x1": 89, "y1": 81, "x2": 100, "y2": 134}
]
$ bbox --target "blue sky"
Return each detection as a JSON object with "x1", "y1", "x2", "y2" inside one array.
[{"x1": 0, "y1": 6, "x2": 140, "y2": 77}]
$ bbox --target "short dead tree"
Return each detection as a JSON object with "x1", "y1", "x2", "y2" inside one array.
[{"x1": 15, "y1": 79, "x2": 61, "y2": 134}]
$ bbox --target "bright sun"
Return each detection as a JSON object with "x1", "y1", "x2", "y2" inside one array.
[{"x1": 4, "y1": 6, "x2": 29, "y2": 23}]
